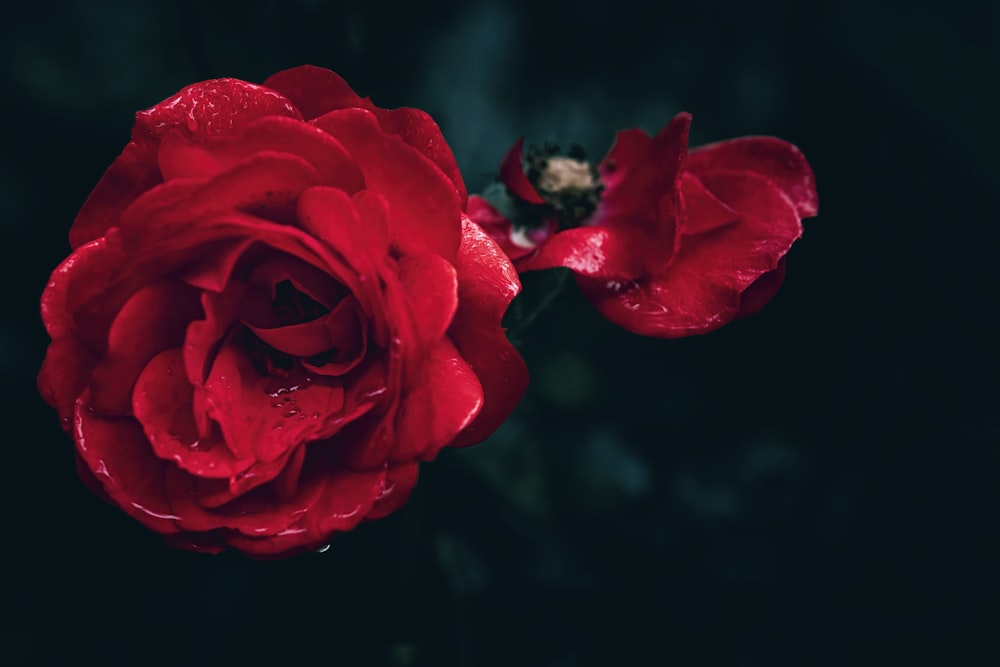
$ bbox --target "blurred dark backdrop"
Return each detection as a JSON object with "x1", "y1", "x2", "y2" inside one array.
[{"x1": 2, "y1": 0, "x2": 997, "y2": 665}]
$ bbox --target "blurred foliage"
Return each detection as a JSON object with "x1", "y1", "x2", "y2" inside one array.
[{"x1": 2, "y1": 0, "x2": 998, "y2": 665}]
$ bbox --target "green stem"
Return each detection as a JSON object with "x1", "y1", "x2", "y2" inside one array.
[{"x1": 508, "y1": 269, "x2": 571, "y2": 342}]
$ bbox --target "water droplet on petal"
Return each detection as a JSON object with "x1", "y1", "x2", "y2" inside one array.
[{"x1": 315, "y1": 544, "x2": 331, "y2": 554}]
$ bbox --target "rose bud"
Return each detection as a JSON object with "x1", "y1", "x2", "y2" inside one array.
[
  {"x1": 469, "y1": 113, "x2": 818, "y2": 338},
  {"x1": 38, "y1": 65, "x2": 528, "y2": 558}
]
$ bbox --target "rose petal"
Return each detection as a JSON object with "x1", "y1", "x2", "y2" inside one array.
[
  {"x1": 38, "y1": 238, "x2": 109, "y2": 423},
  {"x1": 389, "y1": 338, "x2": 484, "y2": 462},
  {"x1": 516, "y1": 224, "x2": 646, "y2": 279},
  {"x1": 157, "y1": 116, "x2": 364, "y2": 193},
  {"x1": 245, "y1": 295, "x2": 366, "y2": 360},
  {"x1": 311, "y1": 108, "x2": 462, "y2": 259},
  {"x1": 448, "y1": 216, "x2": 528, "y2": 448},
  {"x1": 263, "y1": 65, "x2": 466, "y2": 205},
  {"x1": 599, "y1": 128, "x2": 653, "y2": 190},
  {"x1": 680, "y1": 172, "x2": 741, "y2": 236},
  {"x1": 73, "y1": 389, "x2": 179, "y2": 534},
  {"x1": 598, "y1": 114, "x2": 690, "y2": 234},
  {"x1": 365, "y1": 463, "x2": 420, "y2": 520},
  {"x1": 181, "y1": 237, "x2": 258, "y2": 292},
  {"x1": 88, "y1": 280, "x2": 202, "y2": 416},
  {"x1": 295, "y1": 187, "x2": 392, "y2": 345},
  {"x1": 397, "y1": 253, "x2": 458, "y2": 346},
  {"x1": 69, "y1": 77, "x2": 301, "y2": 248},
  {"x1": 578, "y1": 170, "x2": 802, "y2": 337},
  {"x1": 736, "y1": 258, "x2": 788, "y2": 319},
  {"x1": 133, "y1": 349, "x2": 254, "y2": 478},
  {"x1": 163, "y1": 454, "x2": 326, "y2": 537},
  {"x1": 133, "y1": 77, "x2": 301, "y2": 142},
  {"x1": 202, "y1": 339, "x2": 347, "y2": 463},
  {"x1": 300, "y1": 297, "x2": 370, "y2": 376},
  {"x1": 296, "y1": 186, "x2": 388, "y2": 276},
  {"x1": 123, "y1": 151, "x2": 324, "y2": 229},
  {"x1": 219, "y1": 465, "x2": 388, "y2": 558},
  {"x1": 686, "y1": 136, "x2": 818, "y2": 218},
  {"x1": 307, "y1": 463, "x2": 387, "y2": 535},
  {"x1": 372, "y1": 107, "x2": 467, "y2": 206},
  {"x1": 262, "y1": 65, "x2": 371, "y2": 122},
  {"x1": 184, "y1": 282, "x2": 247, "y2": 386}
]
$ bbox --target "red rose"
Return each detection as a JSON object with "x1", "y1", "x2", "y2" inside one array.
[
  {"x1": 470, "y1": 113, "x2": 818, "y2": 337},
  {"x1": 38, "y1": 65, "x2": 528, "y2": 557}
]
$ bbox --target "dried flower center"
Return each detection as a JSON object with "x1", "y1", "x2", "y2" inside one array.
[
  {"x1": 525, "y1": 144, "x2": 603, "y2": 227},
  {"x1": 536, "y1": 157, "x2": 596, "y2": 193}
]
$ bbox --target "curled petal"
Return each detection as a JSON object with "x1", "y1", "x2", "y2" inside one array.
[
  {"x1": 598, "y1": 113, "x2": 690, "y2": 237},
  {"x1": 579, "y1": 170, "x2": 801, "y2": 337},
  {"x1": 500, "y1": 138, "x2": 545, "y2": 204},
  {"x1": 686, "y1": 136, "x2": 818, "y2": 218}
]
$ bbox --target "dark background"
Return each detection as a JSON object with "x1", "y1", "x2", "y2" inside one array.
[{"x1": 2, "y1": 0, "x2": 997, "y2": 664}]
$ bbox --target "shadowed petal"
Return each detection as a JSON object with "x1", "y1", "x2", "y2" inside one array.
[
  {"x1": 89, "y1": 280, "x2": 202, "y2": 416},
  {"x1": 74, "y1": 389, "x2": 179, "y2": 534}
]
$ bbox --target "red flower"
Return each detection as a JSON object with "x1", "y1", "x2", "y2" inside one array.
[
  {"x1": 469, "y1": 113, "x2": 818, "y2": 337},
  {"x1": 38, "y1": 65, "x2": 527, "y2": 558}
]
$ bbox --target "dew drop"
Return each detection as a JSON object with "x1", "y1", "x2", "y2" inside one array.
[{"x1": 315, "y1": 544, "x2": 331, "y2": 554}]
